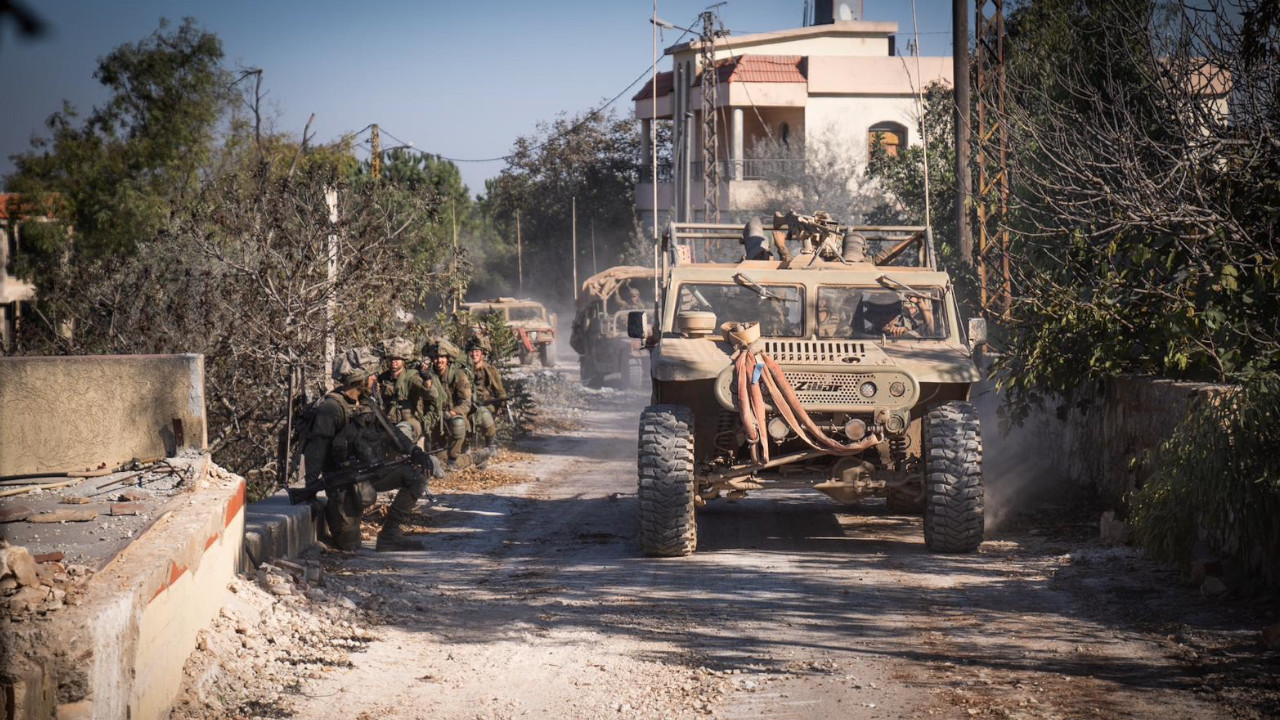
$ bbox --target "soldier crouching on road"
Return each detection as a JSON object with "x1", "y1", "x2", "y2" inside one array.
[
  {"x1": 377, "y1": 337, "x2": 433, "y2": 445},
  {"x1": 422, "y1": 339, "x2": 472, "y2": 468},
  {"x1": 466, "y1": 336, "x2": 507, "y2": 465},
  {"x1": 302, "y1": 347, "x2": 432, "y2": 552}
]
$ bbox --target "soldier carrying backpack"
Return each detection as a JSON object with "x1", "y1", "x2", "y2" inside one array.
[{"x1": 299, "y1": 347, "x2": 437, "y2": 552}]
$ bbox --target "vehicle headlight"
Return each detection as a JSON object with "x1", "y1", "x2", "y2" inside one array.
[
  {"x1": 843, "y1": 418, "x2": 867, "y2": 440},
  {"x1": 889, "y1": 381, "x2": 906, "y2": 397},
  {"x1": 859, "y1": 381, "x2": 877, "y2": 398}
]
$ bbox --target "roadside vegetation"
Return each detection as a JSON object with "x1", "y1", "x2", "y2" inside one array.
[{"x1": 3, "y1": 18, "x2": 646, "y2": 493}]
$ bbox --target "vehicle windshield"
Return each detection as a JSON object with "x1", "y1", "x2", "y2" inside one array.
[
  {"x1": 676, "y1": 283, "x2": 804, "y2": 337},
  {"x1": 508, "y1": 306, "x2": 545, "y2": 322},
  {"x1": 817, "y1": 286, "x2": 948, "y2": 340}
]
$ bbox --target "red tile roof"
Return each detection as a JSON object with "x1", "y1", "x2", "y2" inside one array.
[
  {"x1": 708, "y1": 55, "x2": 806, "y2": 85},
  {"x1": 632, "y1": 70, "x2": 675, "y2": 101},
  {"x1": 0, "y1": 193, "x2": 63, "y2": 221}
]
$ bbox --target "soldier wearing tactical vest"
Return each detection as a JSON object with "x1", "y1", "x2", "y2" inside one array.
[
  {"x1": 377, "y1": 337, "x2": 434, "y2": 444},
  {"x1": 423, "y1": 339, "x2": 472, "y2": 466},
  {"x1": 466, "y1": 336, "x2": 506, "y2": 451},
  {"x1": 302, "y1": 347, "x2": 430, "y2": 552}
]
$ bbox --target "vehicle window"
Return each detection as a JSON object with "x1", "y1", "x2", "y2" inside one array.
[
  {"x1": 817, "y1": 287, "x2": 947, "y2": 340},
  {"x1": 509, "y1": 307, "x2": 545, "y2": 322},
  {"x1": 676, "y1": 283, "x2": 804, "y2": 337}
]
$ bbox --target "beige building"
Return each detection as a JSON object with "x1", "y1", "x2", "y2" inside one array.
[{"x1": 635, "y1": 3, "x2": 952, "y2": 225}]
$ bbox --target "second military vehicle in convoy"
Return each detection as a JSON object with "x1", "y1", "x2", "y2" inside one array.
[
  {"x1": 570, "y1": 266, "x2": 653, "y2": 389},
  {"x1": 630, "y1": 212, "x2": 988, "y2": 556}
]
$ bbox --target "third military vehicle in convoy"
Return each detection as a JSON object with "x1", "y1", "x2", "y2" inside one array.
[
  {"x1": 462, "y1": 298, "x2": 558, "y2": 367},
  {"x1": 630, "y1": 213, "x2": 987, "y2": 556}
]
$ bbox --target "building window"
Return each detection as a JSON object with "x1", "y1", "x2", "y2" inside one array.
[{"x1": 868, "y1": 122, "x2": 907, "y2": 157}]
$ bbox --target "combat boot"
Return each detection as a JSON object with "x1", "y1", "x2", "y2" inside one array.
[{"x1": 375, "y1": 523, "x2": 424, "y2": 552}]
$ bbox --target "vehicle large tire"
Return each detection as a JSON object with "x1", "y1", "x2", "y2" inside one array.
[
  {"x1": 540, "y1": 344, "x2": 557, "y2": 368},
  {"x1": 637, "y1": 404, "x2": 697, "y2": 557},
  {"x1": 922, "y1": 401, "x2": 984, "y2": 553}
]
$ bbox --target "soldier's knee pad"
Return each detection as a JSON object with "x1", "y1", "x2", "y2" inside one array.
[
  {"x1": 394, "y1": 420, "x2": 421, "y2": 444},
  {"x1": 447, "y1": 416, "x2": 466, "y2": 439}
]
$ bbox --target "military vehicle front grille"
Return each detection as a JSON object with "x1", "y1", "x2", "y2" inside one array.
[
  {"x1": 762, "y1": 340, "x2": 867, "y2": 364},
  {"x1": 764, "y1": 372, "x2": 877, "y2": 406}
]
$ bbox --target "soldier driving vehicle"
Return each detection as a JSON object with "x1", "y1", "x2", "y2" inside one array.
[
  {"x1": 298, "y1": 347, "x2": 440, "y2": 552},
  {"x1": 630, "y1": 213, "x2": 987, "y2": 557}
]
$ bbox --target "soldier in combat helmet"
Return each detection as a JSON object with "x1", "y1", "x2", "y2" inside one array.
[
  {"x1": 302, "y1": 347, "x2": 433, "y2": 552},
  {"x1": 422, "y1": 338, "x2": 472, "y2": 467},
  {"x1": 377, "y1": 337, "x2": 435, "y2": 444},
  {"x1": 465, "y1": 336, "x2": 507, "y2": 458}
]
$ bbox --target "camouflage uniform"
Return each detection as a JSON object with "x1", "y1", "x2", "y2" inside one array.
[
  {"x1": 377, "y1": 337, "x2": 432, "y2": 444},
  {"x1": 466, "y1": 337, "x2": 506, "y2": 448},
  {"x1": 817, "y1": 298, "x2": 841, "y2": 338},
  {"x1": 303, "y1": 348, "x2": 429, "y2": 552},
  {"x1": 423, "y1": 339, "x2": 472, "y2": 463}
]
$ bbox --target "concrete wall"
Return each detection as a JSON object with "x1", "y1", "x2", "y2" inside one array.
[
  {"x1": 1, "y1": 459, "x2": 245, "y2": 720},
  {"x1": 0, "y1": 354, "x2": 207, "y2": 476},
  {"x1": 974, "y1": 374, "x2": 1232, "y2": 514}
]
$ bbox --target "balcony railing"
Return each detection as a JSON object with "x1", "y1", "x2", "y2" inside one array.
[{"x1": 688, "y1": 158, "x2": 807, "y2": 182}]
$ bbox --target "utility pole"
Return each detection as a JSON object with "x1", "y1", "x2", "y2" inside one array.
[
  {"x1": 698, "y1": 7, "x2": 724, "y2": 223},
  {"x1": 954, "y1": 0, "x2": 973, "y2": 265},
  {"x1": 516, "y1": 210, "x2": 523, "y2": 296},
  {"x1": 975, "y1": 0, "x2": 1011, "y2": 317},
  {"x1": 571, "y1": 197, "x2": 579, "y2": 300},
  {"x1": 590, "y1": 216, "x2": 598, "y2": 275},
  {"x1": 371, "y1": 124, "x2": 381, "y2": 180},
  {"x1": 652, "y1": 0, "x2": 660, "y2": 244},
  {"x1": 324, "y1": 187, "x2": 338, "y2": 390},
  {"x1": 451, "y1": 201, "x2": 459, "y2": 312}
]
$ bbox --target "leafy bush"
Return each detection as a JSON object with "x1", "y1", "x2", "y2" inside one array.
[{"x1": 1130, "y1": 377, "x2": 1280, "y2": 589}]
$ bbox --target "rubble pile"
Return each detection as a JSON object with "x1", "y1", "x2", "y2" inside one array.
[
  {"x1": 171, "y1": 560, "x2": 377, "y2": 720},
  {"x1": 0, "y1": 541, "x2": 92, "y2": 617}
]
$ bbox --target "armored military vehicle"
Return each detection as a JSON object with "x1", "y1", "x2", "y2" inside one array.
[
  {"x1": 570, "y1": 266, "x2": 653, "y2": 389},
  {"x1": 462, "y1": 298, "x2": 558, "y2": 367},
  {"x1": 629, "y1": 213, "x2": 988, "y2": 556}
]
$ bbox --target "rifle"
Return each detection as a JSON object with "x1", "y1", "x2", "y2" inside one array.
[{"x1": 285, "y1": 396, "x2": 445, "y2": 506}]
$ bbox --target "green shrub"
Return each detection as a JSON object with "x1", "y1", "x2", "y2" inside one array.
[{"x1": 1130, "y1": 377, "x2": 1280, "y2": 589}]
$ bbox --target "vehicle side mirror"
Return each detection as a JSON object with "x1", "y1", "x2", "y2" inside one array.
[
  {"x1": 968, "y1": 318, "x2": 988, "y2": 348},
  {"x1": 627, "y1": 310, "x2": 650, "y2": 339}
]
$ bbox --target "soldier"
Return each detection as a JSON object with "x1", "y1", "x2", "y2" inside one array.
[
  {"x1": 301, "y1": 347, "x2": 431, "y2": 552},
  {"x1": 621, "y1": 286, "x2": 645, "y2": 310},
  {"x1": 465, "y1": 336, "x2": 506, "y2": 453},
  {"x1": 423, "y1": 338, "x2": 472, "y2": 467},
  {"x1": 377, "y1": 337, "x2": 432, "y2": 444},
  {"x1": 817, "y1": 296, "x2": 841, "y2": 338}
]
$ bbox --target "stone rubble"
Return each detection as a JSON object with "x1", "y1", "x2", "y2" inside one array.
[
  {"x1": 0, "y1": 540, "x2": 92, "y2": 617},
  {"x1": 170, "y1": 557, "x2": 377, "y2": 720}
]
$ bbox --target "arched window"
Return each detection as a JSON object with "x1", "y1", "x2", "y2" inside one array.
[{"x1": 868, "y1": 122, "x2": 907, "y2": 157}]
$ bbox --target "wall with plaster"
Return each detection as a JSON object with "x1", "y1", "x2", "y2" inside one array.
[{"x1": 0, "y1": 354, "x2": 207, "y2": 476}]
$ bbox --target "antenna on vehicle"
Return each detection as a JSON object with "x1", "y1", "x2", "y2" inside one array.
[{"x1": 911, "y1": 0, "x2": 933, "y2": 234}]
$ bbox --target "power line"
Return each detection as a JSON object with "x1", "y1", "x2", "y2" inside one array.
[{"x1": 370, "y1": 63, "x2": 656, "y2": 165}]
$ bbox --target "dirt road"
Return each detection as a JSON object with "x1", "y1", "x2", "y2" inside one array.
[{"x1": 262, "y1": 388, "x2": 1265, "y2": 720}]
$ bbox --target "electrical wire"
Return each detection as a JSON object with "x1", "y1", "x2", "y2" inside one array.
[{"x1": 364, "y1": 13, "x2": 702, "y2": 167}]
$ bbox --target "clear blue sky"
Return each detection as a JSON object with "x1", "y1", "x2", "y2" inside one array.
[{"x1": 0, "y1": 0, "x2": 958, "y2": 197}]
